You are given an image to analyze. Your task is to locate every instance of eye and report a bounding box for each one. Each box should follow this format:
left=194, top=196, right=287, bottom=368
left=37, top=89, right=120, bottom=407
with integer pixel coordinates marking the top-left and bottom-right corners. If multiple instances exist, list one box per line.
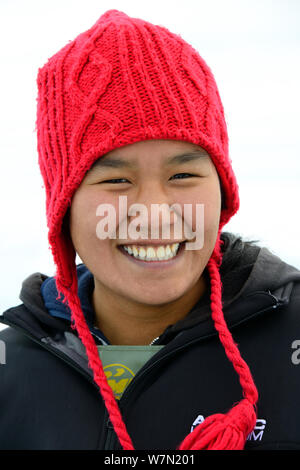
left=102, top=178, right=130, bottom=184
left=170, top=173, right=196, bottom=180
left=100, top=173, right=197, bottom=184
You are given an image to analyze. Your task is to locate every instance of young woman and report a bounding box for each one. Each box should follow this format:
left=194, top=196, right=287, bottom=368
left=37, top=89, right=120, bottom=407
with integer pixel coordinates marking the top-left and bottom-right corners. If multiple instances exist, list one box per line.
left=1, top=9, right=300, bottom=451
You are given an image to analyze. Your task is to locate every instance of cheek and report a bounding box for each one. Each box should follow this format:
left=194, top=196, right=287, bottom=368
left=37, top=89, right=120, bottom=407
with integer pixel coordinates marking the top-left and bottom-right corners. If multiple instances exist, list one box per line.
left=202, top=194, right=221, bottom=233
left=176, top=185, right=221, bottom=240
left=181, top=188, right=220, bottom=264
left=70, top=191, right=117, bottom=250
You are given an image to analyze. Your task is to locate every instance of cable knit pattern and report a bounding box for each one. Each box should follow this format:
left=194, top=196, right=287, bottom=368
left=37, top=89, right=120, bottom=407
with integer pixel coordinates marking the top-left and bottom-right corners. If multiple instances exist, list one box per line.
left=36, top=9, right=256, bottom=450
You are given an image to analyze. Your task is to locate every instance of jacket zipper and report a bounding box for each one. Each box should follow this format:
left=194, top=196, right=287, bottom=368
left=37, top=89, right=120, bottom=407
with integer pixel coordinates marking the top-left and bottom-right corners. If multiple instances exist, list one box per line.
left=149, top=336, right=160, bottom=345
left=102, top=408, right=121, bottom=450
left=0, top=291, right=282, bottom=449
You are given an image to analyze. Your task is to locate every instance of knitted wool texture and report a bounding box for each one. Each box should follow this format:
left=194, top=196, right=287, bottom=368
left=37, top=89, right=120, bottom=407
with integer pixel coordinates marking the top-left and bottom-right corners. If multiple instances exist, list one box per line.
left=36, top=9, right=258, bottom=450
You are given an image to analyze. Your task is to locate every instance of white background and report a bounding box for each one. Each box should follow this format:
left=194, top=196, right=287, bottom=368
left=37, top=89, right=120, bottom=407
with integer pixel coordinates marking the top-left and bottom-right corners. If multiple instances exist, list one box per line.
left=0, top=0, right=299, bottom=330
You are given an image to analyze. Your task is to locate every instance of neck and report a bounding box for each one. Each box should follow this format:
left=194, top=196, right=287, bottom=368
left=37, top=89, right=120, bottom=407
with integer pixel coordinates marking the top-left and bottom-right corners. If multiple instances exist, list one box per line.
left=91, top=275, right=207, bottom=345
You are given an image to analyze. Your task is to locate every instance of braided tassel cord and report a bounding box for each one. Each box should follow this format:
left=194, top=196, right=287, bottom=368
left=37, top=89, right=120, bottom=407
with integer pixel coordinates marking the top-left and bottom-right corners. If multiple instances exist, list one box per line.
left=177, top=235, right=258, bottom=450
left=55, top=275, right=135, bottom=451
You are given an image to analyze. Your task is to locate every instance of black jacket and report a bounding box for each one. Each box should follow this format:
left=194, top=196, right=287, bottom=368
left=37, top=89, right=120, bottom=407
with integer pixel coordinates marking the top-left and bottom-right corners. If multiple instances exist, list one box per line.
left=1, top=232, right=300, bottom=450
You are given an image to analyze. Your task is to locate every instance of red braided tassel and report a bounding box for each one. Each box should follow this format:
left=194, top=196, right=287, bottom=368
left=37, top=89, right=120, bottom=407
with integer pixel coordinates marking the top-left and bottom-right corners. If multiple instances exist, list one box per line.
left=177, top=399, right=256, bottom=450
left=177, top=230, right=258, bottom=450
left=55, top=273, right=135, bottom=451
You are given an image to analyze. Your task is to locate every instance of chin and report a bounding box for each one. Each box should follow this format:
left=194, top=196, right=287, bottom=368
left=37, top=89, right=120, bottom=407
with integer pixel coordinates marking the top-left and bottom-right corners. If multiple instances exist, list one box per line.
left=126, top=288, right=186, bottom=307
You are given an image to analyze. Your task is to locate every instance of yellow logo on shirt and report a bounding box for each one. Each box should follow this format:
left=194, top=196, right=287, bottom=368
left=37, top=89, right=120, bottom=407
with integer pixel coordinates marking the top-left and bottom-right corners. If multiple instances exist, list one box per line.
left=103, top=363, right=135, bottom=400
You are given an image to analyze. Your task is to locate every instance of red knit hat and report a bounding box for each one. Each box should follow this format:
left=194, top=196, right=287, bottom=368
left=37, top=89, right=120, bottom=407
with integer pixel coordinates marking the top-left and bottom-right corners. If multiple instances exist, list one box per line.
left=36, top=9, right=258, bottom=450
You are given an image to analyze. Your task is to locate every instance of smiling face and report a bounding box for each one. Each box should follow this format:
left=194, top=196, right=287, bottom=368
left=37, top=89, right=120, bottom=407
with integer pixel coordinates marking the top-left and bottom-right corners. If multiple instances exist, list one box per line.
left=69, top=139, right=221, bottom=308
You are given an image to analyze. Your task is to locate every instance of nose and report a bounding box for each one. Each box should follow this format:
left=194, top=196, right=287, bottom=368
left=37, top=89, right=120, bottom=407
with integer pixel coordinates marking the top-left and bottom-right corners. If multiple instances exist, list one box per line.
left=126, top=181, right=181, bottom=240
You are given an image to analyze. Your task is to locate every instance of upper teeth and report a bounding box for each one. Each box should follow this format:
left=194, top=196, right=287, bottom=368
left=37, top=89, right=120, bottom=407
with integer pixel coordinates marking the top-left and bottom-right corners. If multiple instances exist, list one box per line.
left=122, top=243, right=180, bottom=261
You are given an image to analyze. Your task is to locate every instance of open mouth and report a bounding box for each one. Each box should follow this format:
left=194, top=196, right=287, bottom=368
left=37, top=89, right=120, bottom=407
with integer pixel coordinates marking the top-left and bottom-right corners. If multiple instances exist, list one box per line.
left=117, top=240, right=186, bottom=264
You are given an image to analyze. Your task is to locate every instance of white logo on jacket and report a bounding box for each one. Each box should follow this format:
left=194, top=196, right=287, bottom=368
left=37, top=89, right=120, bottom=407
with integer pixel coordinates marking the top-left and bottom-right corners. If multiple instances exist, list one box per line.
left=191, top=414, right=267, bottom=441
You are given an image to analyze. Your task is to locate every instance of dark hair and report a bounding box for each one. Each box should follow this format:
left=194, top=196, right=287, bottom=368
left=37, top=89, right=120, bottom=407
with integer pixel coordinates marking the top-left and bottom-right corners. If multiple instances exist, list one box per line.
left=62, top=207, right=71, bottom=239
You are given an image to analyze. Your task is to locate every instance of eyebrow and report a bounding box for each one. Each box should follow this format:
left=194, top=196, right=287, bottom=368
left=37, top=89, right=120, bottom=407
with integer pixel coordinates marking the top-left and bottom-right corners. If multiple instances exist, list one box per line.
left=88, top=150, right=209, bottom=171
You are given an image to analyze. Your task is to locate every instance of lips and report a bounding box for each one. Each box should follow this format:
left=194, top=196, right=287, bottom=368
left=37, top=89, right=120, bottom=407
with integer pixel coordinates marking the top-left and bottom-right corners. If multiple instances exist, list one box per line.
left=118, top=240, right=186, bottom=246
left=118, top=240, right=186, bottom=265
